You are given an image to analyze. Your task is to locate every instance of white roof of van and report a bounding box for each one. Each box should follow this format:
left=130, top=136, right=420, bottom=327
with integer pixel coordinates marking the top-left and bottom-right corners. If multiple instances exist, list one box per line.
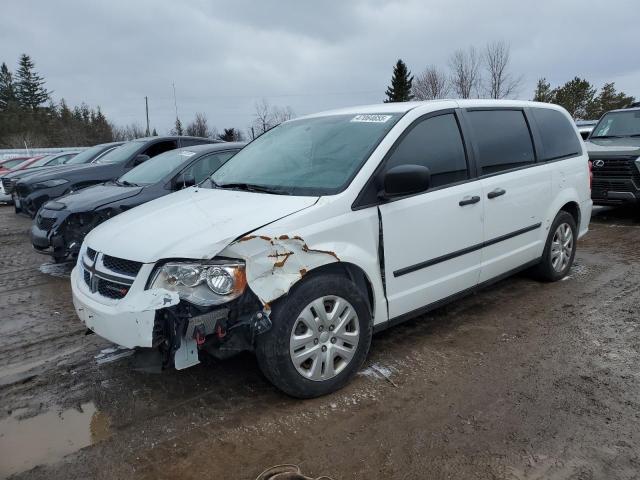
left=298, top=99, right=565, bottom=120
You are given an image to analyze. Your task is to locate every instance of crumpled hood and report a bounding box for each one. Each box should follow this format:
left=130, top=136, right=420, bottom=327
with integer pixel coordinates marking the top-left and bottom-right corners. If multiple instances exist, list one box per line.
left=84, top=187, right=319, bottom=262
left=586, top=137, right=640, bottom=159
left=55, top=183, right=143, bottom=211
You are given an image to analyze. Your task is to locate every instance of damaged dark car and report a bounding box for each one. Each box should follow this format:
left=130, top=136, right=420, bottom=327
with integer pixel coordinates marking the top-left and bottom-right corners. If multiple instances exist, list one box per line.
left=32, top=143, right=244, bottom=262
left=14, top=136, right=214, bottom=217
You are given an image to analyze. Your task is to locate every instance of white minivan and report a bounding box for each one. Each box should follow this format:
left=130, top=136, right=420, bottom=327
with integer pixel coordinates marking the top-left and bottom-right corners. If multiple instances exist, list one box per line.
left=72, top=100, right=592, bottom=398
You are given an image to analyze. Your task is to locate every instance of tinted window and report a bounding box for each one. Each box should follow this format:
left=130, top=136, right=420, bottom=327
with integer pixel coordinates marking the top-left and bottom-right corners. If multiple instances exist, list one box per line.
left=467, top=110, right=535, bottom=175
left=385, top=113, right=468, bottom=188
left=531, top=108, right=581, bottom=160
left=143, top=140, right=178, bottom=159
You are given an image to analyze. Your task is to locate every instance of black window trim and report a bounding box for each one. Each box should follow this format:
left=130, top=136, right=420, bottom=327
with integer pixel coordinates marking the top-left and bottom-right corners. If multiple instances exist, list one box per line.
left=352, top=108, right=476, bottom=210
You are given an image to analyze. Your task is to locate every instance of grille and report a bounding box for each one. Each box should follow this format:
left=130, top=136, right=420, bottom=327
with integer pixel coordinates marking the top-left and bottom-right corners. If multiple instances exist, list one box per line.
left=591, top=157, right=640, bottom=183
left=83, top=269, right=91, bottom=286
left=97, top=279, right=130, bottom=299
left=86, top=247, right=97, bottom=261
left=102, top=255, right=142, bottom=276
left=2, top=178, right=15, bottom=194
left=36, top=214, right=56, bottom=231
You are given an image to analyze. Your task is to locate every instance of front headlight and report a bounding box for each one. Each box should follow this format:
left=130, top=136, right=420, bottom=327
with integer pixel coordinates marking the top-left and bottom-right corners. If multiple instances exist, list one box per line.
left=35, top=178, right=69, bottom=189
left=149, top=261, right=246, bottom=306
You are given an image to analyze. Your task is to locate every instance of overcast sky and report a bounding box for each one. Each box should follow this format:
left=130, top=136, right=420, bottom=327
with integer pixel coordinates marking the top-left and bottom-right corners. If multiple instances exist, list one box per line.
left=2, top=0, right=638, bottom=135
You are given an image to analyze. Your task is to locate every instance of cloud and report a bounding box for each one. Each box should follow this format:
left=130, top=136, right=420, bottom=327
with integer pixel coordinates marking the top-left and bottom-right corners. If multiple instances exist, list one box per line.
left=1, top=0, right=638, bottom=135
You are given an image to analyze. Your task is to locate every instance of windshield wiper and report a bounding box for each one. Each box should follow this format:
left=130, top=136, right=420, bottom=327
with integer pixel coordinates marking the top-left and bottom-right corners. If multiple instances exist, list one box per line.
left=119, top=180, right=139, bottom=187
left=215, top=182, right=291, bottom=195
left=591, top=135, right=626, bottom=139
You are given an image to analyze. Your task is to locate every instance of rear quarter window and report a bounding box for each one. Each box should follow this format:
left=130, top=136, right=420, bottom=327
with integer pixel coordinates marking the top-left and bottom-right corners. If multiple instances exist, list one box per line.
left=531, top=108, right=581, bottom=161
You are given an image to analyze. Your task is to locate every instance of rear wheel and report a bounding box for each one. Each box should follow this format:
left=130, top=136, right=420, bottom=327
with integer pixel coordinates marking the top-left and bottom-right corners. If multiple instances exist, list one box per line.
left=533, top=211, right=577, bottom=281
left=256, top=274, right=372, bottom=398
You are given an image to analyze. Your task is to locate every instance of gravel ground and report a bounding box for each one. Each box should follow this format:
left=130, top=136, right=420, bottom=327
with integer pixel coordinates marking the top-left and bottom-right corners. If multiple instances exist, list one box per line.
left=0, top=205, right=639, bottom=479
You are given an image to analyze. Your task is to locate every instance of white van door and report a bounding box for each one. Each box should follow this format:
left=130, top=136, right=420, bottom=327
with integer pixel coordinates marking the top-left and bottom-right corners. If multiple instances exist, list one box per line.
left=377, top=112, right=484, bottom=319
left=464, top=109, right=552, bottom=282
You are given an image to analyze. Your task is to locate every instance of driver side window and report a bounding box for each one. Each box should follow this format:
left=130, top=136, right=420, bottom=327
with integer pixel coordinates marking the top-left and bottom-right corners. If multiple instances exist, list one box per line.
left=385, top=113, right=469, bottom=189
left=176, top=151, right=236, bottom=188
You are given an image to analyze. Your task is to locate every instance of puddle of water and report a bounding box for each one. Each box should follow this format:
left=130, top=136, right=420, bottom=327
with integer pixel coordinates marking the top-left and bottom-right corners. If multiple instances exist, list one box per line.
left=38, top=262, right=73, bottom=279
left=0, top=402, right=110, bottom=477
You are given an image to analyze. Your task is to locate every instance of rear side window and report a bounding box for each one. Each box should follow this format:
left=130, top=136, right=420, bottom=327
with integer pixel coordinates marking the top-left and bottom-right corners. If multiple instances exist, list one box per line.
left=467, top=110, right=535, bottom=175
left=531, top=108, right=581, bottom=161
left=385, top=113, right=468, bottom=189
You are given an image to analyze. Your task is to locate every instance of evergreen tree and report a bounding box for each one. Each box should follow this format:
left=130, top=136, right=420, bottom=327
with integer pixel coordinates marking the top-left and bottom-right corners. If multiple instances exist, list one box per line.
left=218, top=127, right=243, bottom=142
left=384, top=59, right=414, bottom=102
left=172, top=117, right=183, bottom=136
left=532, top=78, right=555, bottom=103
left=552, top=77, right=596, bottom=118
left=586, top=82, right=635, bottom=119
left=152, top=128, right=158, bottom=136
left=0, top=62, right=17, bottom=111
left=15, top=54, right=50, bottom=110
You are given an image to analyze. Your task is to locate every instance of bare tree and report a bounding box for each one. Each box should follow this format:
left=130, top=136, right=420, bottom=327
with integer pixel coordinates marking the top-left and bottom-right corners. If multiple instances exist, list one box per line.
left=412, top=66, right=450, bottom=100
left=250, top=99, right=295, bottom=138
left=483, top=41, right=522, bottom=99
left=111, top=122, right=146, bottom=141
left=185, top=112, right=211, bottom=137
left=449, top=47, right=481, bottom=99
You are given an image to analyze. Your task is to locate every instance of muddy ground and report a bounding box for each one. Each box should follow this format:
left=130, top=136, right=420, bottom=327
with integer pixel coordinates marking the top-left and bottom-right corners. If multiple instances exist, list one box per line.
left=0, top=205, right=639, bottom=480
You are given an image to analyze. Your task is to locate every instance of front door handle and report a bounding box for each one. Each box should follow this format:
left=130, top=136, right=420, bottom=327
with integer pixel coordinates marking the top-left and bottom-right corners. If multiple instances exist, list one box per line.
left=459, top=195, right=480, bottom=206
left=487, top=188, right=506, bottom=199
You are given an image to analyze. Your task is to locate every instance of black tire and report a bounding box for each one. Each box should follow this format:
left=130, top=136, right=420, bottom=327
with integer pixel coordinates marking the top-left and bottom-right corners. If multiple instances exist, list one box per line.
left=256, top=274, right=373, bottom=399
left=532, top=210, right=577, bottom=282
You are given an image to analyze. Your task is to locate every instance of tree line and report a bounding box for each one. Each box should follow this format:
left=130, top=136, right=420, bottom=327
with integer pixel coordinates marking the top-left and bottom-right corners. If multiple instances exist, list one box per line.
left=384, top=41, right=635, bottom=119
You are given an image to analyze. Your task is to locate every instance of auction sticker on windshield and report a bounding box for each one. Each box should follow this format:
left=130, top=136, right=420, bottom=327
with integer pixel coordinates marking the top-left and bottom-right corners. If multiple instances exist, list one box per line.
left=351, top=114, right=392, bottom=123
left=179, top=151, right=196, bottom=157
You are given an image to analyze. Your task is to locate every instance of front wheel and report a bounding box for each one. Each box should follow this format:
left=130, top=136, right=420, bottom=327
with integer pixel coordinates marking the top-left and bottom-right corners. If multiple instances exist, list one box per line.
left=533, top=211, right=577, bottom=281
left=256, top=274, right=372, bottom=398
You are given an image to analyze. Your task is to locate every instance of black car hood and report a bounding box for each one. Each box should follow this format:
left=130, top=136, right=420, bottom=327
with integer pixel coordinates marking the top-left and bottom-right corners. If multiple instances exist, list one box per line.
left=20, top=162, right=116, bottom=185
left=586, top=137, right=640, bottom=159
left=52, top=183, right=144, bottom=212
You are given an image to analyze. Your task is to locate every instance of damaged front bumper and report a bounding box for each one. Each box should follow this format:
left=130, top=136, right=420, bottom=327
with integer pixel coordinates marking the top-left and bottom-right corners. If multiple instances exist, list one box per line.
left=72, top=266, right=179, bottom=349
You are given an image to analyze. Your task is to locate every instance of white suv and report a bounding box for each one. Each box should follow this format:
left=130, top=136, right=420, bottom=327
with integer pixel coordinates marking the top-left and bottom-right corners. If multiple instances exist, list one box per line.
left=71, top=100, right=592, bottom=398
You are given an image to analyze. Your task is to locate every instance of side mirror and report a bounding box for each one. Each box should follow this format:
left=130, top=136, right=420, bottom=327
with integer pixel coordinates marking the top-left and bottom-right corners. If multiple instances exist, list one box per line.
left=133, top=154, right=150, bottom=166
left=381, top=164, right=431, bottom=199
left=174, top=172, right=196, bottom=190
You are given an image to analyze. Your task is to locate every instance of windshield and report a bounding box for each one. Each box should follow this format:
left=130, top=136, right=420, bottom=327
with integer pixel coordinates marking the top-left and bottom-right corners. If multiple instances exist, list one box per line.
left=95, top=141, right=143, bottom=164
left=30, top=155, right=57, bottom=167
left=211, top=113, right=401, bottom=195
left=66, top=144, right=110, bottom=165
left=14, top=156, right=49, bottom=169
left=591, top=110, right=640, bottom=138
left=119, top=148, right=198, bottom=185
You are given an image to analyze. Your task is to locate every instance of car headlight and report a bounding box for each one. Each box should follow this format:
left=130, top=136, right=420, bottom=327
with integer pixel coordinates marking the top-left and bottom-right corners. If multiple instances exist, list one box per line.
left=149, top=261, right=246, bottom=306
left=34, top=179, right=69, bottom=189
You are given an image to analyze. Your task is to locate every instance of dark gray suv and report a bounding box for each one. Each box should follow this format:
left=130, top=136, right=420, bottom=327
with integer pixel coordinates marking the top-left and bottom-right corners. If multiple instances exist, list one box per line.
left=586, top=107, right=640, bottom=205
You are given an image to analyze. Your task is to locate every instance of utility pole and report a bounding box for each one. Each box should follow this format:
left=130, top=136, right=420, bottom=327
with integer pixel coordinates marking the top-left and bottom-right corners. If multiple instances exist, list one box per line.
left=144, top=96, right=150, bottom=136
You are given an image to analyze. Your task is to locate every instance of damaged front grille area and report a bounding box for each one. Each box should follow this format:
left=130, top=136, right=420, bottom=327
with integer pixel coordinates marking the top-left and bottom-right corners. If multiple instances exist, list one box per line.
left=36, top=214, right=56, bottom=231
left=81, top=248, right=138, bottom=300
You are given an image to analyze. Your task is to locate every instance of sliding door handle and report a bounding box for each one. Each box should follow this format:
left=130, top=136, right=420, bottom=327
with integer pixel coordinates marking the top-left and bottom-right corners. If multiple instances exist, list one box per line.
left=459, top=195, right=480, bottom=206
left=487, top=188, right=506, bottom=199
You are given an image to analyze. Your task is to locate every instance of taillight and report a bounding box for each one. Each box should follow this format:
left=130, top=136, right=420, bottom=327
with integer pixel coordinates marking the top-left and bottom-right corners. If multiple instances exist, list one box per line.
left=588, top=160, right=593, bottom=190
